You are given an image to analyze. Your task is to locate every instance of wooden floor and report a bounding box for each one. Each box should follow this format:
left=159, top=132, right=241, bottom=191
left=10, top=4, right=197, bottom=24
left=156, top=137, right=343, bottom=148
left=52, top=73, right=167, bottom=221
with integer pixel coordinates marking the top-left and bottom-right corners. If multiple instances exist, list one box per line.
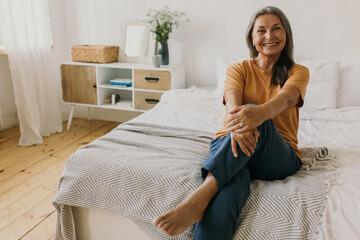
left=0, top=118, right=119, bottom=240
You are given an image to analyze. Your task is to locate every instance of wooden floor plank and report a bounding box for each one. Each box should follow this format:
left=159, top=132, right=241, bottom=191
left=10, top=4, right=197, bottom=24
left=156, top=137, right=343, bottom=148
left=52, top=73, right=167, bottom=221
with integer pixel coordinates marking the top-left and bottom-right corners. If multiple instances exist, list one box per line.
left=0, top=126, right=19, bottom=145
left=0, top=121, right=117, bottom=196
left=0, top=193, right=56, bottom=240
left=0, top=121, right=119, bottom=211
left=0, top=119, right=119, bottom=240
left=0, top=151, right=72, bottom=198
left=20, top=212, right=57, bottom=240
left=0, top=119, right=112, bottom=183
left=0, top=118, right=102, bottom=166
left=0, top=166, right=63, bottom=230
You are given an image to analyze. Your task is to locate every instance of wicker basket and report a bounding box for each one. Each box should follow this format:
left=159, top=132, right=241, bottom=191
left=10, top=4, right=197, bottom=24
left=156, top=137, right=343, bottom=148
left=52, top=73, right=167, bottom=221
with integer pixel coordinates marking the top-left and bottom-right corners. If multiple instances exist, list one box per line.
left=71, top=45, right=119, bottom=63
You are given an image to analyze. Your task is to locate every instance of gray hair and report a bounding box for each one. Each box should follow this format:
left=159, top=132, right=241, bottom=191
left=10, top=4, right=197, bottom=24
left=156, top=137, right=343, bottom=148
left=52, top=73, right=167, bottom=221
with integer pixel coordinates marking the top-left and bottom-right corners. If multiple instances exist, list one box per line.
left=246, top=6, right=294, bottom=61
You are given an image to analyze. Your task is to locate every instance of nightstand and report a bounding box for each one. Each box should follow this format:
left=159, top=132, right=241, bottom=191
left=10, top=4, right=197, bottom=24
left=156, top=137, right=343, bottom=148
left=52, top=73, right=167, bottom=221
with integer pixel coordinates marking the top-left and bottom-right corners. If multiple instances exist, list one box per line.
left=60, top=62, right=185, bottom=130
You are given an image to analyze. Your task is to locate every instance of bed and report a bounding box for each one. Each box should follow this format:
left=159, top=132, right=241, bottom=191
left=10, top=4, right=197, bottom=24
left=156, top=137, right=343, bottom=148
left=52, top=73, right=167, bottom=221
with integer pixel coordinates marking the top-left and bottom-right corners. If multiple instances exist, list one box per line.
left=53, top=57, right=360, bottom=240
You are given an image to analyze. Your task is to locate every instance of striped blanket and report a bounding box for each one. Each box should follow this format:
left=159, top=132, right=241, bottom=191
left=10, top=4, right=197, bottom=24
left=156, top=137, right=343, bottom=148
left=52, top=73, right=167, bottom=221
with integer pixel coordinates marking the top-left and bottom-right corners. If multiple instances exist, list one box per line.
left=53, top=122, right=333, bottom=240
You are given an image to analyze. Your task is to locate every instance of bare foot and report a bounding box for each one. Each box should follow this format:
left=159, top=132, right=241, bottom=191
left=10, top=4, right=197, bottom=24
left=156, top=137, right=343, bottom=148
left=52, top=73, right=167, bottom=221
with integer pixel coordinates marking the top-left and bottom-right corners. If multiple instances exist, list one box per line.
left=153, top=173, right=218, bottom=236
left=153, top=199, right=206, bottom=236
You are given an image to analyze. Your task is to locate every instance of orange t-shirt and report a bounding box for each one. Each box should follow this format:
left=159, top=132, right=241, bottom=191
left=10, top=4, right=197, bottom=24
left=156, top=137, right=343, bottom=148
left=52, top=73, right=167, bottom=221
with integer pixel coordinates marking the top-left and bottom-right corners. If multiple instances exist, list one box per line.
left=214, top=59, right=310, bottom=159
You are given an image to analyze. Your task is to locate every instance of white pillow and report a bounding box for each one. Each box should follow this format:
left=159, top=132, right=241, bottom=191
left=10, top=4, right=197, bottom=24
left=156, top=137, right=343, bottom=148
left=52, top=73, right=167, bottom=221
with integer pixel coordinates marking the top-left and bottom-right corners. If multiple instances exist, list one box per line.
left=337, top=60, right=360, bottom=108
left=295, top=59, right=340, bottom=110
left=216, top=55, right=248, bottom=91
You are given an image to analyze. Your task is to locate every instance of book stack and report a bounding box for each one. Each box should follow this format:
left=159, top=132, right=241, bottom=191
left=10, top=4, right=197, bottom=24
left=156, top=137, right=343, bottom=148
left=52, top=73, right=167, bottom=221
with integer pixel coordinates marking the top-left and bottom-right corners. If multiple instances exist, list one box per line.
left=109, top=78, right=132, bottom=87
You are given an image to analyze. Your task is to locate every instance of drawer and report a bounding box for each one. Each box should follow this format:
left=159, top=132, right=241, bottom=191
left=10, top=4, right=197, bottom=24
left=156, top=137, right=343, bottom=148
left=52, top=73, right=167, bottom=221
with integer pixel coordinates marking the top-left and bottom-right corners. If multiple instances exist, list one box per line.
left=134, top=70, right=171, bottom=91
left=134, top=91, right=163, bottom=110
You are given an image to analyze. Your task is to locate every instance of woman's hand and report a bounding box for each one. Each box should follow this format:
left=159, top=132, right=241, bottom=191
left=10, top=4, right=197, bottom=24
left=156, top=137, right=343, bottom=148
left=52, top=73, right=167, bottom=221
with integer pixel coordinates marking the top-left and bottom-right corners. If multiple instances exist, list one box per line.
left=227, top=105, right=269, bottom=133
left=231, top=128, right=260, bottom=157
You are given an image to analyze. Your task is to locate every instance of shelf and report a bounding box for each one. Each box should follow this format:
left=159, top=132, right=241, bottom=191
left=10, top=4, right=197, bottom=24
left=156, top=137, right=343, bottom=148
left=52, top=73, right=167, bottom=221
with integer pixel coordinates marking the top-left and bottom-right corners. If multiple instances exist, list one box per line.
left=99, top=100, right=141, bottom=112
left=60, top=62, right=185, bottom=131
left=98, top=84, right=133, bottom=90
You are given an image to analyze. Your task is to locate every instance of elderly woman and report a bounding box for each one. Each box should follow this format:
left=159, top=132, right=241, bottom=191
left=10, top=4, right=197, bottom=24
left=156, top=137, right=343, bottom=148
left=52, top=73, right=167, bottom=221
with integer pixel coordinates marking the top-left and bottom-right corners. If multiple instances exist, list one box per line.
left=154, top=6, right=309, bottom=240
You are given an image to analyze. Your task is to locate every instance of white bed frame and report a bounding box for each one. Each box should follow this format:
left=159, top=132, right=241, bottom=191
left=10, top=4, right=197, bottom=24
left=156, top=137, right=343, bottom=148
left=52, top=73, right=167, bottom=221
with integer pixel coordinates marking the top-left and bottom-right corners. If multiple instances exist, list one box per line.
left=73, top=206, right=151, bottom=240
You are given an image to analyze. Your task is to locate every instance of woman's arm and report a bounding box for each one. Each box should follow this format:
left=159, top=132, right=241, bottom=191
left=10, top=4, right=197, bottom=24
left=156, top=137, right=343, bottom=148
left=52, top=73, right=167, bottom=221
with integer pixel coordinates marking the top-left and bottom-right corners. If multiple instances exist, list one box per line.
left=224, top=89, right=243, bottom=118
left=227, top=84, right=301, bottom=133
left=262, top=84, right=301, bottom=119
left=224, top=89, right=260, bottom=157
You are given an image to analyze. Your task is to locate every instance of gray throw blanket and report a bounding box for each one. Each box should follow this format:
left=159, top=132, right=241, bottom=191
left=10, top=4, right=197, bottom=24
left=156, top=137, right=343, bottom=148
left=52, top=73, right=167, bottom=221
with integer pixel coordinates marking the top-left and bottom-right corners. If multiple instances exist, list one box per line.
left=53, top=122, right=333, bottom=240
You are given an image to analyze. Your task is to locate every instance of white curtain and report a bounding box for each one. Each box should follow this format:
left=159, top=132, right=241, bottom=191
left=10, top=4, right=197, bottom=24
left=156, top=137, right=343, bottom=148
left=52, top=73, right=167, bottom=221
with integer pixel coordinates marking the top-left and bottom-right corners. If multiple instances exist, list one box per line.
left=0, top=0, right=63, bottom=145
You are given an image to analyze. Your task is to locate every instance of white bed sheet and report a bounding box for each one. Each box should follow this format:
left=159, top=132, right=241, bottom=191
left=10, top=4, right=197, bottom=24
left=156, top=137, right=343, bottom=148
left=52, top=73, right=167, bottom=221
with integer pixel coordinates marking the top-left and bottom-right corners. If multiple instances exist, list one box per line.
left=298, top=109, right=360, bottom=240
left=132, top=88, right=360, bottom=240
left=298, top=108, right=360, bottom=239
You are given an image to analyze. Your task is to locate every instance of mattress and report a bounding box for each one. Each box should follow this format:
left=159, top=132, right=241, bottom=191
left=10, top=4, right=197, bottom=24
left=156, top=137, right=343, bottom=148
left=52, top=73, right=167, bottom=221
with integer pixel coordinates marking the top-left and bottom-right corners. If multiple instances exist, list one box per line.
left=57, top=88, right=360, bottom=240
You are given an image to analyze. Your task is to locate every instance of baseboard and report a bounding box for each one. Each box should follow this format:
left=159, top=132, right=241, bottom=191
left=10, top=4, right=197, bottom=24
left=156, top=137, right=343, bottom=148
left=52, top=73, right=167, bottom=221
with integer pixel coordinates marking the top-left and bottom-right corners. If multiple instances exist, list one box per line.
left=0, top=112, right=19, bottom=130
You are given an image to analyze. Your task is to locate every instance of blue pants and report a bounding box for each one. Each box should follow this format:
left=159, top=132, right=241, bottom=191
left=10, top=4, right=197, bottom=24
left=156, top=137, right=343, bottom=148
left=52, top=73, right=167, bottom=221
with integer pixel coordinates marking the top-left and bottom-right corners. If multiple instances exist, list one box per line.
left=193, top=119, right=301, bottom=240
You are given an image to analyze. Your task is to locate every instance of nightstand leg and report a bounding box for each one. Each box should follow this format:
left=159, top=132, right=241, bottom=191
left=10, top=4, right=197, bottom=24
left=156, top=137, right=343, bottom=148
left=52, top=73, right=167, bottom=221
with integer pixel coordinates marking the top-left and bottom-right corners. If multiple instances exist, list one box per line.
left=88, top=107, right=92, bottom=121
left=67, top=105, right=75, bottom=131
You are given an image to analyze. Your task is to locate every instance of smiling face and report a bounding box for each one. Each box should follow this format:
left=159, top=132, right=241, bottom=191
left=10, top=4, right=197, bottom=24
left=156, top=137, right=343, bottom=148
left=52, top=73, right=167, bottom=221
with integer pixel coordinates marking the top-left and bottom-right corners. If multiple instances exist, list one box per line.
left=251, top=14, right=286, bottom=58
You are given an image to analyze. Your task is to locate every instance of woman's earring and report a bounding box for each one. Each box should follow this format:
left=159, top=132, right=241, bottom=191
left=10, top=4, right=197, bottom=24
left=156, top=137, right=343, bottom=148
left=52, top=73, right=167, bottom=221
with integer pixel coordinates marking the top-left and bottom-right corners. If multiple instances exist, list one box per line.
left=252, top=43, right=255, bottom=47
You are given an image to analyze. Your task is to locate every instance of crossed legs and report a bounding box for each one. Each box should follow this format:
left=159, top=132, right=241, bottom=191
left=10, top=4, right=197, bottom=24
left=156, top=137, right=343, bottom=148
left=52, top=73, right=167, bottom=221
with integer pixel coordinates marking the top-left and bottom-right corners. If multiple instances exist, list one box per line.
left=153, top=120, right=301, bottom=239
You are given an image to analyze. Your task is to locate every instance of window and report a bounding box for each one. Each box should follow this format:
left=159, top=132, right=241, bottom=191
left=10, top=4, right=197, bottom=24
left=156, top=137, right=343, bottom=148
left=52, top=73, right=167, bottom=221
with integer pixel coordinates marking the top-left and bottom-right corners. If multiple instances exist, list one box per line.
left=0, top=19, right=53, bottom=54
left=0, top=4, right=54, bottom=55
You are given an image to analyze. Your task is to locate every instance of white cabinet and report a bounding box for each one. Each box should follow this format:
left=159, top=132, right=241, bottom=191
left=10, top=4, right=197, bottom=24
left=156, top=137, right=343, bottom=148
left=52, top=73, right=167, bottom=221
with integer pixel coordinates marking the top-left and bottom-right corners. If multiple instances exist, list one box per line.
left=60, top=62, right=185, bottom=129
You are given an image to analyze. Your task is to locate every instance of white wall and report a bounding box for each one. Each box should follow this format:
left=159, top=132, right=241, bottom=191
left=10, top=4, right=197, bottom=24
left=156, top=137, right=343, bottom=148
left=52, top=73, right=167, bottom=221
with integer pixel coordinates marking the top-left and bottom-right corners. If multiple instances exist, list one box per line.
left=2, top=0, right=360, bottom=128
left=48, top=0, right=73, bottom=122
left=61, top=0, right=360, bottom=87
left=0, top=23, right=3, bottom=44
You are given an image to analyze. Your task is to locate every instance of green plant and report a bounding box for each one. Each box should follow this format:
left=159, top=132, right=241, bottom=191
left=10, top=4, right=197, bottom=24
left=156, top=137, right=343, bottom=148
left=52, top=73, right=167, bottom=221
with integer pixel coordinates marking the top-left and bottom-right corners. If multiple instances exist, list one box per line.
left=144, top=6, right=189, bottom=43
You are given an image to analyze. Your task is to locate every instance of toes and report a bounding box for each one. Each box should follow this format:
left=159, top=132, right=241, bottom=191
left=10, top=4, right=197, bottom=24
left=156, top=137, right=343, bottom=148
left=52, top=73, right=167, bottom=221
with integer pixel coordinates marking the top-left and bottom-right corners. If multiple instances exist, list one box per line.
left=167, top=225, right=176, bottom=236
left=162, top=223, right=170, bottom=232
left=154, top=216, right=175, bottom=236
left=154, top=210, right=183, bottom=236
left=164, top=224, right=176, bottom=236
left=153, top=218, right=159, bottom=226
left=158, top=221, right=166, bottom=229
left=153, top=215, right=165, bottom=227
